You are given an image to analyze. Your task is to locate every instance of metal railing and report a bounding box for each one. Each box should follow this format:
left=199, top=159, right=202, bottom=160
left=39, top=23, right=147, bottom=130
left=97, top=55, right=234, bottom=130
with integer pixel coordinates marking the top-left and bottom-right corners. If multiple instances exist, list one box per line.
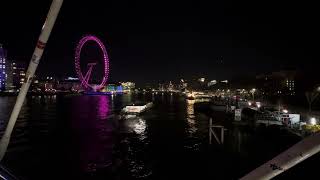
left=241, top=131, right=320, bottom=179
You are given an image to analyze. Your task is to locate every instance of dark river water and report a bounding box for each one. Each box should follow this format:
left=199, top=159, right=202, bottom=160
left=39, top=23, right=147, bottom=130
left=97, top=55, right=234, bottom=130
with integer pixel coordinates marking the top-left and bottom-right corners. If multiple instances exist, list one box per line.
left=0, top=93, right=315, bottom=179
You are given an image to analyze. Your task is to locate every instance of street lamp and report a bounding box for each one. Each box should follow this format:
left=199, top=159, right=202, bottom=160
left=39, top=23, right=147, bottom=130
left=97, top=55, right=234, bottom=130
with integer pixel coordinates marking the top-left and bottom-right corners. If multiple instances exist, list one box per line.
left=310, top=117, right=317, bottom=125
left=250, top=88, right=256, bottom=101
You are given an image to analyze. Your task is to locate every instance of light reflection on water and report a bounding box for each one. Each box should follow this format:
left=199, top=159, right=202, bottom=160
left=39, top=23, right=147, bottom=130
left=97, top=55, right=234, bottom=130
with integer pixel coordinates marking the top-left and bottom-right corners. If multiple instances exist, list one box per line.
left=97, top=95, right=110, bottom=119
left=0, top=94, right=302, bottom=180
left=122, top=117, right=151, bottom=178
left=133, top=118, right=146, bottom=136
left=123, top=117, right=147, bottom=140
left=71, top=95, right=115, bottom=172
left=186, top=99, right=197, bottom=135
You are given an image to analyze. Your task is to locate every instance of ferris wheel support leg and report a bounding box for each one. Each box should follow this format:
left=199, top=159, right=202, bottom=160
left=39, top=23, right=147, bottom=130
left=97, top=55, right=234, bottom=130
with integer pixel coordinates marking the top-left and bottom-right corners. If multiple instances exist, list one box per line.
left=85, top=66, right=93, bottom=85
left=0, top=0, right=63, bottom=161
left=81, top=65, right=94, bottom=89
left=81, top=70, right=89, bottom=88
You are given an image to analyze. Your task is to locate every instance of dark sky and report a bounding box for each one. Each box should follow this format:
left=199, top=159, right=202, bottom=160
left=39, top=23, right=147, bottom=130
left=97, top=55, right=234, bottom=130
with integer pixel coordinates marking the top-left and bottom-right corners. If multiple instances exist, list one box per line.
left=0, top=0, right=318, bottom=86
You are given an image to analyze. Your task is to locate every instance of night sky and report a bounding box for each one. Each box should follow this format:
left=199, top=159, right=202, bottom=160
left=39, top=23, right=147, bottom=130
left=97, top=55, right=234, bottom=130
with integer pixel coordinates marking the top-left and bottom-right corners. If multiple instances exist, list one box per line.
left=0, top=0, right=318, bottom=86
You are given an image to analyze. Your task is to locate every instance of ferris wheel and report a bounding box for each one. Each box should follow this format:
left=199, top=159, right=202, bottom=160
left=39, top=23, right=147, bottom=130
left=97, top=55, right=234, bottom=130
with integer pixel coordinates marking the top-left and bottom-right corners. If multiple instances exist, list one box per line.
left=74, top=35, right=110, bottom=91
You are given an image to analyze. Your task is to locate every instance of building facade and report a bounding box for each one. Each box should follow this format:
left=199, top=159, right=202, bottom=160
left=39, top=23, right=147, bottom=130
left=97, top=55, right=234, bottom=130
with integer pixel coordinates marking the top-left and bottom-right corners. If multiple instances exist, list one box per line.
left=121, top=82, right=135, bottom=91
left=7, top=61, right=26, bottom=90
left=0, top=44, right=7, bottom=91
left=256, top=70, right=298, bottom=96
left=56, top=77, right=81, bottom=91
left=5, top=60, right=13, bottom=90
left=101, top=83, right=123, bottom=93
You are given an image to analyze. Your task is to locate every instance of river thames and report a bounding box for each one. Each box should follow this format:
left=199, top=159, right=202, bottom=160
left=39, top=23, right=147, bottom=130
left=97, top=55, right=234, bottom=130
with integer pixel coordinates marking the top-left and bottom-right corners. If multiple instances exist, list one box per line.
left=0, top=93, right=312, bottom=179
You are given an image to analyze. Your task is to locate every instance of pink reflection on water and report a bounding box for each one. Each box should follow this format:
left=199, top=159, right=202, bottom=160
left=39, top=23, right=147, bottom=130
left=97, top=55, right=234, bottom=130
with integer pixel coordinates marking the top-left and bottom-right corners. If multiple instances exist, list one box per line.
left=71, top=95, right=117, bottom=173
left=97, top=95, right=110, bottom=119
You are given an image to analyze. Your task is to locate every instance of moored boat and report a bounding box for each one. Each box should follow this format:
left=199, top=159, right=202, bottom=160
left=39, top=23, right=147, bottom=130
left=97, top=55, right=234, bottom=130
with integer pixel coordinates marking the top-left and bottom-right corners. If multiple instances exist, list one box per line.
left=121, top=102, right=153, bottom=115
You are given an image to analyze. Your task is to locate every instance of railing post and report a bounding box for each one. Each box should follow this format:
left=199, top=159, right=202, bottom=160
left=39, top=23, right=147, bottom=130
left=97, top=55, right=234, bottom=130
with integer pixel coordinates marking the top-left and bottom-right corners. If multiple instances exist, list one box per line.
left=221, top=127, right=224, bottom=144
left=209, top=118, right=212, bottom=144
left=241, top=132, right=320, bottom=179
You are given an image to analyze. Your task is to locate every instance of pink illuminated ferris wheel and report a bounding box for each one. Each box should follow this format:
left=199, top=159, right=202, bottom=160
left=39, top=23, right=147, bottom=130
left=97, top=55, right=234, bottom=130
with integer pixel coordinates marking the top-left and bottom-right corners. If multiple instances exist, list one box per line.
left=75, top=35, right=110, bottom=91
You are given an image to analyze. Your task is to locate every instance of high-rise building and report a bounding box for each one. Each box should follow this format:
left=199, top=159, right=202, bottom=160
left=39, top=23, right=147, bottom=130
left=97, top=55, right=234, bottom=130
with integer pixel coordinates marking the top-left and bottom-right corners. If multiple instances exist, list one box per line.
left=12, top=61, right=26, bottom=89
left=4, top=60, right=27, bottom=90
left=256, top=70, right=298, bottom=96
left=0, top=44, right=7, bottom=91
left=5, top=60, right=14, bottom=90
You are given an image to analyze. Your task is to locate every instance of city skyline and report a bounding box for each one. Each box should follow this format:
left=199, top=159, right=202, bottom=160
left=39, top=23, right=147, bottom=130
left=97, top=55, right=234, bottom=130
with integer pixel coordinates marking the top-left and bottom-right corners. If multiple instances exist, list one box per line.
left=0, top=0, right=318, bottom=86
left=1, top=1, right=320, bottom=178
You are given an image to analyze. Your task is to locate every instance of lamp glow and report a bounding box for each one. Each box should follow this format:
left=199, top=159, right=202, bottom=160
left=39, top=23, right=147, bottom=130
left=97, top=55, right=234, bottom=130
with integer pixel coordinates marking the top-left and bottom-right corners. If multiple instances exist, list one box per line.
left=310, top=117, right=317, bottom=125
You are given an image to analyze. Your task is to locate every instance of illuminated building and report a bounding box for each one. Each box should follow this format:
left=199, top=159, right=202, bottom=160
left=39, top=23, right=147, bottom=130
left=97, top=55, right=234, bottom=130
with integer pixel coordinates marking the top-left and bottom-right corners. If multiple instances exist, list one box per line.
left=5, top=60, right=13, bottom=90
left=9, top=61, right=26, bottom=90
left=0, top=44, right=7, bottom=91
left=286, top=79, right=295, bottom=95
left=207, top=80, right=217, bottom=87
left=121, top=81, right=135, bottom=92
left=256, top=70, right=298, bottom=96
left=55, top=77, right=81, bottom=91
left=101, top=83, right=123, bottom=93
left=0, top=44, right=27, bottom=91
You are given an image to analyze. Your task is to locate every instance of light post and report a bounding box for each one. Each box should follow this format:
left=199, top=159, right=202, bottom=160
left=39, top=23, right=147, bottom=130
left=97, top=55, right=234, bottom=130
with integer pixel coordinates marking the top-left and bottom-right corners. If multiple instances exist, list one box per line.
left=305, top=86, right=320, bottom=114
left=250, top=88, right=256, bottom=101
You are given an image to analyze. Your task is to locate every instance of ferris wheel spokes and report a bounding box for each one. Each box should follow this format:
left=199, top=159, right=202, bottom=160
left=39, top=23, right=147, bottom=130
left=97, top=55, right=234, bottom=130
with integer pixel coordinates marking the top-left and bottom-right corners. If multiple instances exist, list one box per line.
left=81, top=63, right=97, bottom=89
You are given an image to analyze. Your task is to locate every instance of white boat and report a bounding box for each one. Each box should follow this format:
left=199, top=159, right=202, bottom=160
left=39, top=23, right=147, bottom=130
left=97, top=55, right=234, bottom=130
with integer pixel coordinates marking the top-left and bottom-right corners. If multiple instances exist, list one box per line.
left=121, top=102, right=153, bottom=115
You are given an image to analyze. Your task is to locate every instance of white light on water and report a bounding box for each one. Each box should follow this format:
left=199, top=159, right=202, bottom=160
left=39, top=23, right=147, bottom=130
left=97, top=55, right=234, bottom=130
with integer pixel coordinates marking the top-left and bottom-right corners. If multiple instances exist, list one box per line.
left=133, top=118, right=146, bottom=134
